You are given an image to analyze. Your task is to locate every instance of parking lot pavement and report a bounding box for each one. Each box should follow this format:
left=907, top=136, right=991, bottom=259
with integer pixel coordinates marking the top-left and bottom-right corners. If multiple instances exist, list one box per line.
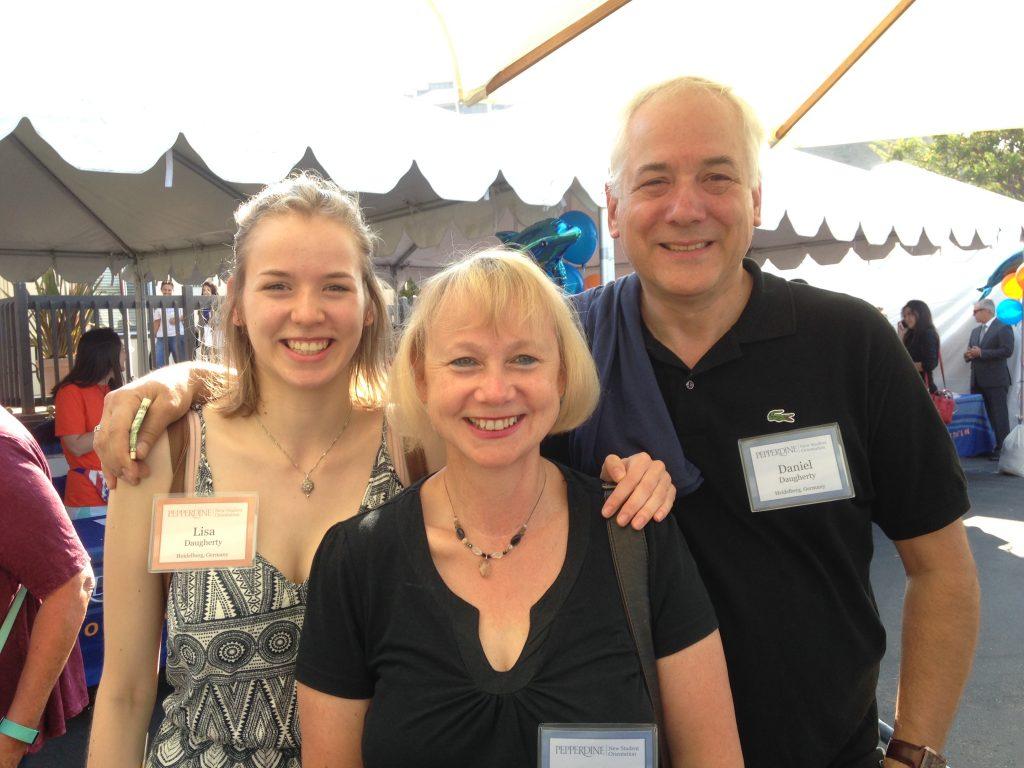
left=874, top=457, right=1024, bottom=768
left=21, top=457, right=1024, bottom=767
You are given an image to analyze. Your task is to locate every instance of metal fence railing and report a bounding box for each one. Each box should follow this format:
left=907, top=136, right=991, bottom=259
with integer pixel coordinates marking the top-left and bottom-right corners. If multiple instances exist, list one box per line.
left=1, top=287, right=216, bottom=412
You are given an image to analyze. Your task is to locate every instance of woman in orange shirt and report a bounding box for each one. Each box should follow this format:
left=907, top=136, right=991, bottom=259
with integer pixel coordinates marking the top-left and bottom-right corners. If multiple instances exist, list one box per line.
left=53, top=328, right=124, bottom=507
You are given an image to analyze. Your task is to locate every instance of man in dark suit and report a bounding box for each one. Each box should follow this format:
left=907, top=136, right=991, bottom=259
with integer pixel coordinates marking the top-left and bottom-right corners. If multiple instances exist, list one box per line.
left=965, top=298, right=1015, bottom=458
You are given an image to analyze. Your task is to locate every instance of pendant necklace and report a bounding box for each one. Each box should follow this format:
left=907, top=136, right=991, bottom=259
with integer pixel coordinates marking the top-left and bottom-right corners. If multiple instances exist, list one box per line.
left=444, top=468, right=547, bottom=577
left=255, top=410, right=351, bottom=498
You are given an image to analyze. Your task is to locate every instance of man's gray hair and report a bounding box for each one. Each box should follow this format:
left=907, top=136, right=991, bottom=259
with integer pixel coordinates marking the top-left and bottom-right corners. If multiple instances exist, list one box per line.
left=975, top=298, right=996, bottom=312
left=607, top=76, right=765, bottom=197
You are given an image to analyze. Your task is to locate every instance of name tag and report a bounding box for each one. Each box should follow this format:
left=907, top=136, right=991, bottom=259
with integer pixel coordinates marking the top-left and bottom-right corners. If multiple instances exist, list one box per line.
left=538, top=724, right=656, bottom=768
left=148, top=493, right=258, bottom=572
left=737, top=423, right=855, bottom=512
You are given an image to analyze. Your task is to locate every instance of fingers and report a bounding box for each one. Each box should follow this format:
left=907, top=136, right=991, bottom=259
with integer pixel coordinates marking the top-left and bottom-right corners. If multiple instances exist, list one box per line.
left=600, top=452, right=674, bottom=529
left=651, top=478, right=677, bottom=523
left=600, top=454, right=627, bottom=484
left=598, top=450, right=651, bottom=524
left=97, top=388, right=143, bottom=487
left=96, top=378, right=184, bottom=486
left=625, top=469, right=674, bottom=530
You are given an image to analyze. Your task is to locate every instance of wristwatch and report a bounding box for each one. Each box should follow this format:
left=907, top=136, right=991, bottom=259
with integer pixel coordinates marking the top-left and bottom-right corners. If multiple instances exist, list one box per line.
left=0, top=716, right=40, bottom=746
left=885, top=738, right=947, bottom=768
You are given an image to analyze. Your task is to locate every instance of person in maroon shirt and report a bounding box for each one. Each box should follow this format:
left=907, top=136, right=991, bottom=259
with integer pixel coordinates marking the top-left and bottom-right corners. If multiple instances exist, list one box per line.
left=0, top=408, right=94, bottom=767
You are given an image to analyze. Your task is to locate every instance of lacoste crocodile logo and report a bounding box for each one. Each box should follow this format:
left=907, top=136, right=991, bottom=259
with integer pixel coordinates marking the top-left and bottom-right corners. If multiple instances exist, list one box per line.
left=767, top=409, right=795, bottom=424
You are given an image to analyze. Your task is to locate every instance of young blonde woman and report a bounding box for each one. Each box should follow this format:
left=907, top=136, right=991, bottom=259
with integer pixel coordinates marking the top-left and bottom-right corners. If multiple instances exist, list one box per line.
left=88, top=175, right=406, bottom=768
left=296, top=250, right=743, bottom=768
left=89, top=176, right=675, bottom=768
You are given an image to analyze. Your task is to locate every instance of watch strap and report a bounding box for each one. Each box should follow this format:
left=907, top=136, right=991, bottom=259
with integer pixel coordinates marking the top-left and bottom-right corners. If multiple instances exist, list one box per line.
left=885, top=737, right=947, bottom=768
left=0, top=717, right=40, bottom=745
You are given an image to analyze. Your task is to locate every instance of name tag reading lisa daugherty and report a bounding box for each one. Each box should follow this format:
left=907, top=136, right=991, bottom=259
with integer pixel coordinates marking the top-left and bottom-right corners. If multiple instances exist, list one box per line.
left=738, top=423, right=855, bottom=513
left=148, top=494, right=258, bottom=572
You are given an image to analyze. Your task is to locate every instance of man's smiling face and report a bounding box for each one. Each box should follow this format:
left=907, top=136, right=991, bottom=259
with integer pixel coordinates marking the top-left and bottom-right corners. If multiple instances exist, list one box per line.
left=607, top=88, right=762, bottom=308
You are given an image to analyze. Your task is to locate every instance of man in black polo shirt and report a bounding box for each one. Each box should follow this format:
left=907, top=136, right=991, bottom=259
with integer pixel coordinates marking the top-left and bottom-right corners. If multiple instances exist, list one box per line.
left=553, top=77, right=980, bottom=768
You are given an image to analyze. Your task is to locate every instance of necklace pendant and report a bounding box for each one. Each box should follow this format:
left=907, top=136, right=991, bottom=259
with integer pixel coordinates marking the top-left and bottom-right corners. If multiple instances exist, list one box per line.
left=301, top=476, right=315, bottom=498
left=478, top=559, right=491, bottom=577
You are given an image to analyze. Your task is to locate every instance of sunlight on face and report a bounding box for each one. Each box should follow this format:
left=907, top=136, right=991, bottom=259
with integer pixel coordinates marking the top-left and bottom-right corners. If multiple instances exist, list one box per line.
left=418, top=303, right=564, bottom=470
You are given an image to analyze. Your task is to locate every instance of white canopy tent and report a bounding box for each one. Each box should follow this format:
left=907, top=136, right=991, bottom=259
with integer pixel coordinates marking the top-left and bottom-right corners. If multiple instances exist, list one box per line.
left=5, top=0, right=1023, bottom=176
left=3, top=0, right=1023, bottom=286
left=761, top=240, right=1024, bottom=419
left=3, top=113, right=1024, bottom=288
left=3, top=0, right=1023, bottom=422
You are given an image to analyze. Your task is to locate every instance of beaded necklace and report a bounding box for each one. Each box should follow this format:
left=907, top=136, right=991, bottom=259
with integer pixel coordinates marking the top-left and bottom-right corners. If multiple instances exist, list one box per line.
left=443, top=469, right=547, bottom=577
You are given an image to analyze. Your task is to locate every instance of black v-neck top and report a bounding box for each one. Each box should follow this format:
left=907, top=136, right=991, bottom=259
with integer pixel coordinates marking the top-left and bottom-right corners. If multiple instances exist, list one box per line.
left=296, top=464, right=717, bottom=767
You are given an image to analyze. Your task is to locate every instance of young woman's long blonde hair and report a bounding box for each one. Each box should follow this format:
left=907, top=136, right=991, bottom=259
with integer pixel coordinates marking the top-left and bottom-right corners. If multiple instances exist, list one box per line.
left=207, top=172, right=390, bottom=415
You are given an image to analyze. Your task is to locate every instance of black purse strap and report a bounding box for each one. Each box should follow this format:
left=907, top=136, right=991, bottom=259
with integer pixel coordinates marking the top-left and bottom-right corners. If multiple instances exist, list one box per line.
left=606, top=516, right=671, bottom=767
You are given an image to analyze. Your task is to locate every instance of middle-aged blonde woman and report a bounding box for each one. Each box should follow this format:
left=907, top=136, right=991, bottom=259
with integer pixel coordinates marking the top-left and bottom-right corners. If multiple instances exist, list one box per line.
left=295, top=250, right=743, bottom=768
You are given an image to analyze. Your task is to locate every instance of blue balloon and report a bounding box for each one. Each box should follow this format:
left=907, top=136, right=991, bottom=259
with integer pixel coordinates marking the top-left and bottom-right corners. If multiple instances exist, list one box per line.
left=996, top=298, right=1023, bottom=325
left=559, top=211, right=598, bottom=266
left=563, top=264, right=585, bottom=294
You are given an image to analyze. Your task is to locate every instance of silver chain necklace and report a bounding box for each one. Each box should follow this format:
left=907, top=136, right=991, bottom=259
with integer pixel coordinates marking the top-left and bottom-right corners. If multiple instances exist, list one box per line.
left=254, top=411, right=351, bottom=498
left=444, top=468, right=547, bottom=577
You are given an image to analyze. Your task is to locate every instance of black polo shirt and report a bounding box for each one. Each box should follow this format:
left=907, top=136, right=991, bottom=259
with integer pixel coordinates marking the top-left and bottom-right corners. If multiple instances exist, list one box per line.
left=640, top=260, right=968, bottom=766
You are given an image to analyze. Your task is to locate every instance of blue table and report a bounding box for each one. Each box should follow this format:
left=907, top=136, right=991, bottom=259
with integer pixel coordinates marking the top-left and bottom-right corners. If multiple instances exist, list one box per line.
left=69, top=506, right=166, bottom=687
left=948, top=394, right=996, bottom=458
left=69, top=507, right=107, bottom=687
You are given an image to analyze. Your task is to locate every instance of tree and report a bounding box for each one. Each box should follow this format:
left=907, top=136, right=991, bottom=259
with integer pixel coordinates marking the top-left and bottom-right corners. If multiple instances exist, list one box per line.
left=873, top=130, right=1024, bottom=201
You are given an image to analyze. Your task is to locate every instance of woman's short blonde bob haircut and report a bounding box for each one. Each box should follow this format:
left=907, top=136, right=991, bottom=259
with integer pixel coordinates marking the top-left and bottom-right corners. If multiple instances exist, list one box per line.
left=389, top=248, right=600, bottom=447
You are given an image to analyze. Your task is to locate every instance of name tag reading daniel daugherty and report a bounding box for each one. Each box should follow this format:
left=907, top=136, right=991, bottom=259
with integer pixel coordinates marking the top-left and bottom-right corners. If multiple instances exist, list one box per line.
left=149, top=494, right=258, bottom=572
left=737, top=423, right=855, bottom=513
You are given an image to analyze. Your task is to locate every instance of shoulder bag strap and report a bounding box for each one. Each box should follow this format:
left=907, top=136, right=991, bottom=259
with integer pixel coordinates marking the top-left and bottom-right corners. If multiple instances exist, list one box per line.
left=385, top=406, right=429, bottom=486
left=167, top=415, right=190, bottom=496
left=606, top=517, right=671, bottom=767
left=0, top=586, right=29, bottom=655
left=163, top=413, right=196, bottom=601
left=404, top=445, right=428, bottom=485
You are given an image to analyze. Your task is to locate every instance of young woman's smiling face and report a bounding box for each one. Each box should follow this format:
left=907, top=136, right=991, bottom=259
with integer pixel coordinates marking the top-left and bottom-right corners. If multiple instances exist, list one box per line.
left=418, top=303, right=564, bottom=471
left=232, top=213, right=373, bottom=396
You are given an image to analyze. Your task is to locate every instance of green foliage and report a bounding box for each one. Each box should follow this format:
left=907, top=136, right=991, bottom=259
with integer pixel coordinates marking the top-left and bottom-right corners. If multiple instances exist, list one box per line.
left=30, top=269, right=101, bottom=358
left=399, top=279, right=419, bottom=300
left=872, top=130, right=1024, bottom=201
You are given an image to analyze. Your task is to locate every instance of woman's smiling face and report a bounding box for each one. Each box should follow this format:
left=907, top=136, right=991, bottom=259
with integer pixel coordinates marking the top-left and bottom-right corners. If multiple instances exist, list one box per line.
left=417, top=303, right=564, bottom=471
left=232, top=213, right=373, bottom=395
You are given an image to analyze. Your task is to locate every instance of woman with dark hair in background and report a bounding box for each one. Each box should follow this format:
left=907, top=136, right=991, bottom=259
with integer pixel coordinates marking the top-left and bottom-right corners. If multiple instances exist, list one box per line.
left=900, top=300, right=940, bottom=392
left=196, top=279, right=220, bottom=356
left=54, top=327, right=124, bottom=507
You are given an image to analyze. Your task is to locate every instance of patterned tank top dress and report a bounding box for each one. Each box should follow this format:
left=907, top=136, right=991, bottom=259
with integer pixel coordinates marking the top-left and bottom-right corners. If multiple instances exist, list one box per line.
left=146, top=408, right=405, bottom=768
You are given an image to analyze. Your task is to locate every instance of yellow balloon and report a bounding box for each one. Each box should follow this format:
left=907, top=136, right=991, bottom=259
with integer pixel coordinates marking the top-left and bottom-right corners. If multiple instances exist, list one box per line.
left=1003, top=274, right=1023, bottom=299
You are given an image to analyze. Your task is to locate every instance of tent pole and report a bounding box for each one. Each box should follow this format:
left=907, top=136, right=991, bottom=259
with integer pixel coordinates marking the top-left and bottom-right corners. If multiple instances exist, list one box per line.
left=387, top=243, right=418, bottom=286
left=771, top=0, right=917, bottom=146
left=465, top=0, right=632, bottom=106
left=172, top=149, right=247, bottom=202
left=599, top=208, right=615, bottom=284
